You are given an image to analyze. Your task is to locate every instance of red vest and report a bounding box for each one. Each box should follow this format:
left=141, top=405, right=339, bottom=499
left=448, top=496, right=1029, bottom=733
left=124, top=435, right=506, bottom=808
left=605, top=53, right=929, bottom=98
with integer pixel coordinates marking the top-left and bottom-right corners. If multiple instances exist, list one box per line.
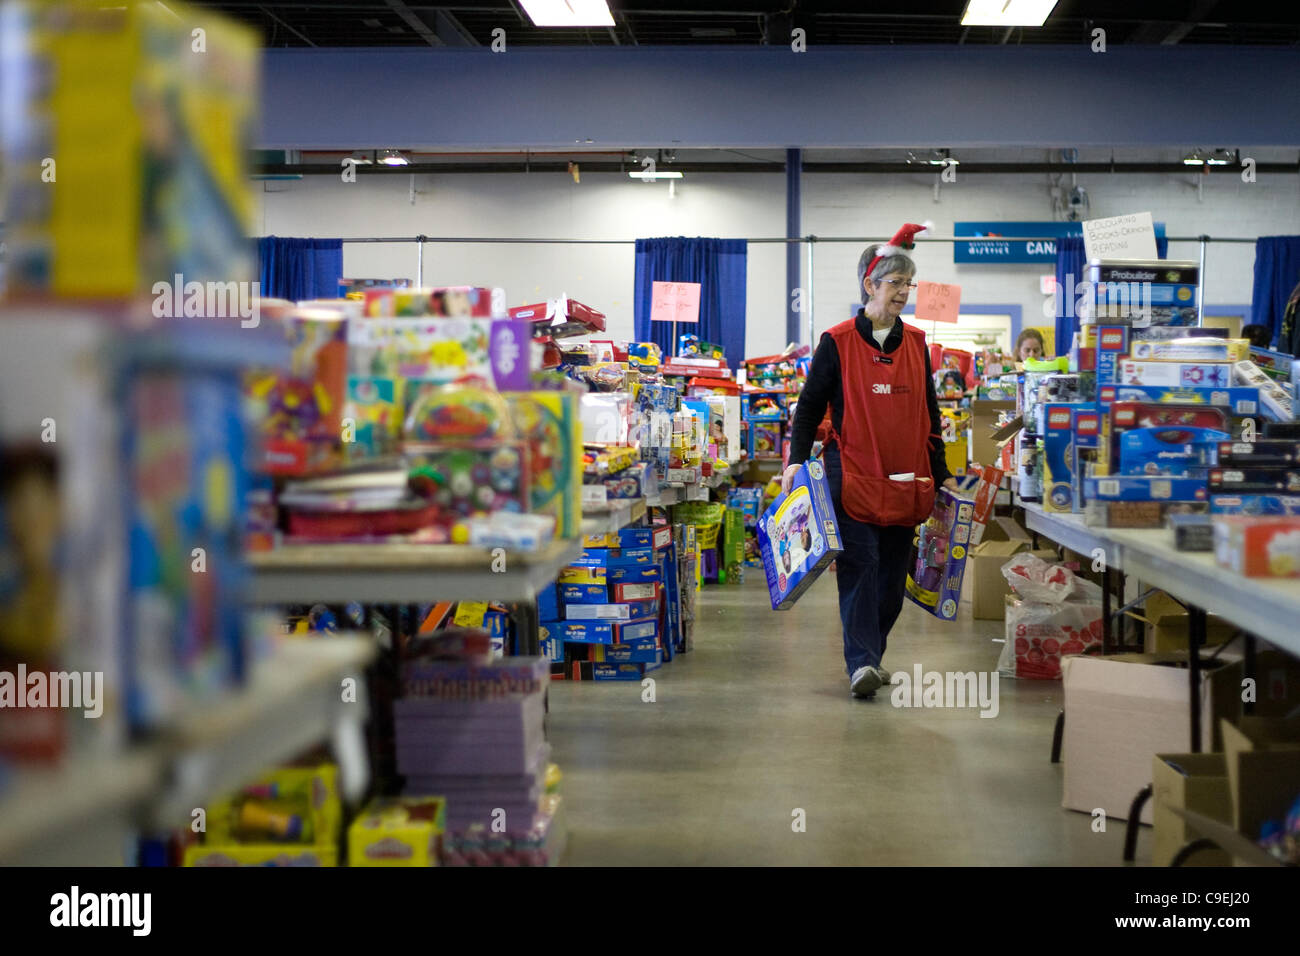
left=825, top=319, right=936, bottom=526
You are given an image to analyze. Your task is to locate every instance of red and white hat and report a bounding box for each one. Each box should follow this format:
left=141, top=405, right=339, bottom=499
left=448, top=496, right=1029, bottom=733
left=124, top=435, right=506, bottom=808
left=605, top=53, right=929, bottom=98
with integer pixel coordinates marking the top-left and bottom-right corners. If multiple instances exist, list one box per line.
left=866, top=221, right=932, bottom=278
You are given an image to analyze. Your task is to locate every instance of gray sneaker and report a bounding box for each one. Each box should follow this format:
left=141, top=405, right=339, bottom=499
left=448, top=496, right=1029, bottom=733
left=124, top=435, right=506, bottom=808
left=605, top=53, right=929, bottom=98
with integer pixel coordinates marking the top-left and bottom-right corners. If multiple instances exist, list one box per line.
left=850, top=665, right=884, bottom=699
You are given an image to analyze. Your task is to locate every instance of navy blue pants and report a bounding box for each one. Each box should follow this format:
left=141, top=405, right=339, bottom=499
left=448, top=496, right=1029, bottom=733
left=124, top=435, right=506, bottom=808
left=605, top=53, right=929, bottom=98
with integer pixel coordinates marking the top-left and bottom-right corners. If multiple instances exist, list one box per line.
left=823, top=446, right=915, bottom=677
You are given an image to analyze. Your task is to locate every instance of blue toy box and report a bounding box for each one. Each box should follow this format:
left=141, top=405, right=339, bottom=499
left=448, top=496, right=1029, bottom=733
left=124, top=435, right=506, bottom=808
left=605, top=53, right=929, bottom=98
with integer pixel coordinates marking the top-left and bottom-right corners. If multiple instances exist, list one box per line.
left=904, top=487, right=977, bottom=621
left=1084, top=475, right=1209, bottom=501
left=559, top=583, right=608, bottom=604
left=757, top=460, right=843, bottom=610
left=539, top=620, right=614, bottom=645
left=1210, top=494, right=1300, bottom=516
left=1096, top=383, right=1262, bottom=417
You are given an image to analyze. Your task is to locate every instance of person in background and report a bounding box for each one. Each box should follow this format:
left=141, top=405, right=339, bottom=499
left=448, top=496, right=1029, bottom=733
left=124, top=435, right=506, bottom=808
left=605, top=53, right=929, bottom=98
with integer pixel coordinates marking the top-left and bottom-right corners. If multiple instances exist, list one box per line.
left=784, top=223, right=958, bottom=700
left=1015, top=328, right=1045, bottom=362
left=1240, top=324, right=1273, bottom=349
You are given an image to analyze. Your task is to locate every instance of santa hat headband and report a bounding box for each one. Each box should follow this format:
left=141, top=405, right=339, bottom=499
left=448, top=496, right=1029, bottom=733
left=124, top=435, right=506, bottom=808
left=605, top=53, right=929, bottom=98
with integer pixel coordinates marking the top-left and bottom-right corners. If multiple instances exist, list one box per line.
left=865, top=221, right=932, bottom=279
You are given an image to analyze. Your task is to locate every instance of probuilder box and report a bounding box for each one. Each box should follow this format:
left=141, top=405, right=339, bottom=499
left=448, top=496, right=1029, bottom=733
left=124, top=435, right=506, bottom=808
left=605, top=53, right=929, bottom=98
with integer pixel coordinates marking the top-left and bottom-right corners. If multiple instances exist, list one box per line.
left=757, top=460, right=843, bottom=610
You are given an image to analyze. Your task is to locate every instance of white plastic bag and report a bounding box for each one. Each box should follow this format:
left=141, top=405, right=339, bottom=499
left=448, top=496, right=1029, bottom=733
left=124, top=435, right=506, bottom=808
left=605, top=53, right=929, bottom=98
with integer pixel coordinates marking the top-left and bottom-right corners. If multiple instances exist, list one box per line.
left=1000, top=552, right=1081, bottom=604
left=998, top=599, right=1104, bottom=680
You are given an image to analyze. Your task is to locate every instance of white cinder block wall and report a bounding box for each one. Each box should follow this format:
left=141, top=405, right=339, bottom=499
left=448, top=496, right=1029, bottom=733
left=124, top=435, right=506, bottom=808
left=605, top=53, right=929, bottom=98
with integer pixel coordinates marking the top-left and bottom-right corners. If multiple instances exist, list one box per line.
left=257, top=168, right=1300, bottom=359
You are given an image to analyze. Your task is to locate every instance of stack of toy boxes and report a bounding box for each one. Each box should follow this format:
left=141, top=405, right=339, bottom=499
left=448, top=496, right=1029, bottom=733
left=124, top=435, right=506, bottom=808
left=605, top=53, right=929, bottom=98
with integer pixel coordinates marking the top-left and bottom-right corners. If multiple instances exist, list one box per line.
left=676, top=523, right=699, bottom=651
left=1076, top=312, right=1270, bottom=525
left=1208, top=437, right=1300, bottom=518
left=395, top=656, right=554, bottom=842
left=1082, top=402, right=1225, bottom=527
left=541, top=524, right=672, bottom=680
left=743, top=390, right=786, bottom=461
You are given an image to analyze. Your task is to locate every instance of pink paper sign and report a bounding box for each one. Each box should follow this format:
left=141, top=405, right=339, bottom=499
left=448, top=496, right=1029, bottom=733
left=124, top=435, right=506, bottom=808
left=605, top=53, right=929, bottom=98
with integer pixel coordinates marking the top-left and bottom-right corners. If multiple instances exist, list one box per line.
left=650, top=281, right=701, bottom=323
left=914, top=281, right=961, bottom=324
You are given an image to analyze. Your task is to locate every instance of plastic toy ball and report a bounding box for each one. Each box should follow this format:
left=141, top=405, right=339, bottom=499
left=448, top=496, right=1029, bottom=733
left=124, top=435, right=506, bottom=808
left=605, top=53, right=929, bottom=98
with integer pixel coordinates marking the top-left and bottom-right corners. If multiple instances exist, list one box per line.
left=451, top=523, right=470, bottom=545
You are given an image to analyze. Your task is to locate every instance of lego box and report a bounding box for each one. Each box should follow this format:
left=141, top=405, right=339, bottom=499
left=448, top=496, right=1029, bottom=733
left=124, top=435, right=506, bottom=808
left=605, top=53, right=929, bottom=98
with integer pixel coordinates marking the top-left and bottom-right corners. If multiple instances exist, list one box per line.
left=757, top=460, right=843, bottom=610
left=1096, top=384, right=1261, bottom=417
left=905, top=488, right=977, bottom=621
left=1119, top=360, right=1231, bottom=389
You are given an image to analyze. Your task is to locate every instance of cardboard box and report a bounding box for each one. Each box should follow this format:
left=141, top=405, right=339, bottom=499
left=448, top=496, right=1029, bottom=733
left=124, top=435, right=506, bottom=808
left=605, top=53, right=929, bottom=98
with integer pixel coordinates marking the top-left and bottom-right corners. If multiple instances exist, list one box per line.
left=1151, top=753, right=1233, bottom=867
left=757, top=460, right=843, bottom=610
left=965, top=517, right=1055, bottom=621
left=1220, top=717, right=1300, bottom=849
left=970, top=399, right=1016, bottom=469
left=1061, top=653, right=1242, bottom=823
left=1136, top=591, right=1235, bottom=654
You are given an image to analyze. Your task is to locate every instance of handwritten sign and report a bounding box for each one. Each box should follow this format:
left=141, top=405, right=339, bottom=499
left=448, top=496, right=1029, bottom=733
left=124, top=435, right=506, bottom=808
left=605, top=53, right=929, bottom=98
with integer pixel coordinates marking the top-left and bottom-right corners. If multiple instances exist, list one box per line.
left=650, top=281, right=701, bottom=324
left=1082, top=211, right=1157, bottom=261
left=914, top=281, right=961, bottom=324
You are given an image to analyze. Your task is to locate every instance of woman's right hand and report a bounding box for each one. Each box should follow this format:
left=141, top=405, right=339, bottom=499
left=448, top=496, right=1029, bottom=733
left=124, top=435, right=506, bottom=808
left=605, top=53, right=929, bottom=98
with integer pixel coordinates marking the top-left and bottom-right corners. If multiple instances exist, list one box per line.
left=781, top=464, right=802, bottom=495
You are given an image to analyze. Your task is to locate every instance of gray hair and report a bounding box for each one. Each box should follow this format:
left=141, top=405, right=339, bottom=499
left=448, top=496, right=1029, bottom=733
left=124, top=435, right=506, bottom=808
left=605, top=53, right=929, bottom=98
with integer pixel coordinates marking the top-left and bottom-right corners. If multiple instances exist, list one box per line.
left=858, top=244, right=917, bottom=303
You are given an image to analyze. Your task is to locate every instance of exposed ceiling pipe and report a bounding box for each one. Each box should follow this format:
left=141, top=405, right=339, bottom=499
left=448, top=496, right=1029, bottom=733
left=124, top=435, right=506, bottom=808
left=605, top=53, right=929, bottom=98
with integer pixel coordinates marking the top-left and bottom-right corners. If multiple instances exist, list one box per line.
left=255, top=160, right=1300, bottom=176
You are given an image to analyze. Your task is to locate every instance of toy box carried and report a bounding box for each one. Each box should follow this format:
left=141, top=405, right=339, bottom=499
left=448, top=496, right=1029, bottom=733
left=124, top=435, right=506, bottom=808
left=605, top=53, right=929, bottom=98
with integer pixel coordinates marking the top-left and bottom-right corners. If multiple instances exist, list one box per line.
left=757, top=460, right=842, bottom=610
left=905, top=487, right=977, bottom=621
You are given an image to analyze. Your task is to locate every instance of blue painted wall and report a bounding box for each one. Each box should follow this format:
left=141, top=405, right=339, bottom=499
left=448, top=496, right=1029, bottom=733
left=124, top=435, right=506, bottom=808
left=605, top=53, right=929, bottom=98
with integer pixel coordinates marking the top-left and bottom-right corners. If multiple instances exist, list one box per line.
left=262, top=45, right=1300, bottom=150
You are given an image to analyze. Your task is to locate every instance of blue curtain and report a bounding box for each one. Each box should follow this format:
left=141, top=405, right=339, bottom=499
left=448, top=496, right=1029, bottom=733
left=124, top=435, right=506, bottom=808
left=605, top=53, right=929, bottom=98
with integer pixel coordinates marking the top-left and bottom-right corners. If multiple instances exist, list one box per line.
left=1053, top=232, right=1169, bottom=356
left=633, top=238, right=747, bottom=368
left=1251, top=236, right=1300, bottom=348
left=257, top=237, right=344, bottom=301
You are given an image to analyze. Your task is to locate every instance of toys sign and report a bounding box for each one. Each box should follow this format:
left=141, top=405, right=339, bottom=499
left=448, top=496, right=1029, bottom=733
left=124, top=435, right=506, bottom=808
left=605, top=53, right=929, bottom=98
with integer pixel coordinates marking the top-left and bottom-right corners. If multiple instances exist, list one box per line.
left=650, top=281, right=701, bottom=324
left=914, top=281, right=961, bottom=324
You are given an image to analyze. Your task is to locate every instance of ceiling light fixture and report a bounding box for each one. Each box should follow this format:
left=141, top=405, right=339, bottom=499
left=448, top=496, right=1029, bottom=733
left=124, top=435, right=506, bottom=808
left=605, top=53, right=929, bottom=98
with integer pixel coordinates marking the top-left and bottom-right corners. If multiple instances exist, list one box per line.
left=520, top=0, right=615, bottom=28
left=628, top=171, right=684, bottom=180
left=960, top=0, right=1059, bottom=27
left=378, top=149, right=409, bottom=166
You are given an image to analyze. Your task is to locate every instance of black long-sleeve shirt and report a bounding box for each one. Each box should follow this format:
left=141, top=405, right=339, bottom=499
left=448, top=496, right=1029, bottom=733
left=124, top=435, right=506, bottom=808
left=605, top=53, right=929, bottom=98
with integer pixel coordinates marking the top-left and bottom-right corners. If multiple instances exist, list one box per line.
left=788, top=310, right=952, bottom=485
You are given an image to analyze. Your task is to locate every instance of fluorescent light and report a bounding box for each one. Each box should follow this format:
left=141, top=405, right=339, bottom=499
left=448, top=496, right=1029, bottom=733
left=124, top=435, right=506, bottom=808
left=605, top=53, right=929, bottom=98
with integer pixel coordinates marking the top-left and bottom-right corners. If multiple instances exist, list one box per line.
left=377, top=149, right=409, bottom=166
left=628, top=171, right=684, bottom=180
left=520, top=0, right=615, bottom=27
left=960, top=0, right=1059, bottom=27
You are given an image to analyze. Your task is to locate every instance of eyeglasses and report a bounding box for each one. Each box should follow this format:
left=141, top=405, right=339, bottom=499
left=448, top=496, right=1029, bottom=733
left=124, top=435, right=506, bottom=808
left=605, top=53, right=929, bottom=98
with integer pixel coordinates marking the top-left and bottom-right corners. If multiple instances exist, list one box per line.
left=875, top=278, right=918, bottom=291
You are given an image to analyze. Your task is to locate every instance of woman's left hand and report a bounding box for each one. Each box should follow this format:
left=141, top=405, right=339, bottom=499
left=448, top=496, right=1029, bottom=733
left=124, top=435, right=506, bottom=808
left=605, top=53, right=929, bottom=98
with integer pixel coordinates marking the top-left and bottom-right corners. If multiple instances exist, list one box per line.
left=942, top=477, right=960, bottom=492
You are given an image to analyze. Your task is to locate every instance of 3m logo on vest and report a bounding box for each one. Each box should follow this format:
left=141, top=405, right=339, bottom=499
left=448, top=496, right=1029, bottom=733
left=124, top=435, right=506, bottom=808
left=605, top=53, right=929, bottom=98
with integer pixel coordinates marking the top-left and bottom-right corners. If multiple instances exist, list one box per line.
left=50, top=886, right=151, bottom=936
left=872, top=383, right=892, bottom=394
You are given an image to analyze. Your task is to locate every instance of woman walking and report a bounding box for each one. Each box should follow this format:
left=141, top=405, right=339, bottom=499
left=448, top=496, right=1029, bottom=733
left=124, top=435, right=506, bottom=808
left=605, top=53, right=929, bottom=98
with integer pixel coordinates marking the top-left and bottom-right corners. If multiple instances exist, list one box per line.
left=785, top=223, right=958, bottom=699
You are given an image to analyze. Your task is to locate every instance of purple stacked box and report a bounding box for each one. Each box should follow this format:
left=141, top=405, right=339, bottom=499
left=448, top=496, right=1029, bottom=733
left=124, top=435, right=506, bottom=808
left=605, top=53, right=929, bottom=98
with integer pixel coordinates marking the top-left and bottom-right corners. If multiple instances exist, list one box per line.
left=396, top=657, right=550, bottom=831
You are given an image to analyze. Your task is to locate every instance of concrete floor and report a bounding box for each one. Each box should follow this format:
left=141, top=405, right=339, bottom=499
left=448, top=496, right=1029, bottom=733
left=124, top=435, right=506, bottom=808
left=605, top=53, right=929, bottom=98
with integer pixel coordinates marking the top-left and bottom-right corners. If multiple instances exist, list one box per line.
left=548, top=571, right=1145, bottom=865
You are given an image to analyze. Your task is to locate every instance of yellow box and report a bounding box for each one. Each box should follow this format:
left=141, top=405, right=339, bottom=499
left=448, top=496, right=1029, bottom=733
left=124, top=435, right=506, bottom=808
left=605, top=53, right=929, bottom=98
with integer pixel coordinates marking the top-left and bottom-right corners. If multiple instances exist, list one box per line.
left=348, top=797, right=447, bottom=867
left=205, top=764, right=343, bottom=848
left=583, top=533, right=620, bottom=548
left=6, top=1, right=258, bottom=299
left=183, top=844, right=338, bottom=867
